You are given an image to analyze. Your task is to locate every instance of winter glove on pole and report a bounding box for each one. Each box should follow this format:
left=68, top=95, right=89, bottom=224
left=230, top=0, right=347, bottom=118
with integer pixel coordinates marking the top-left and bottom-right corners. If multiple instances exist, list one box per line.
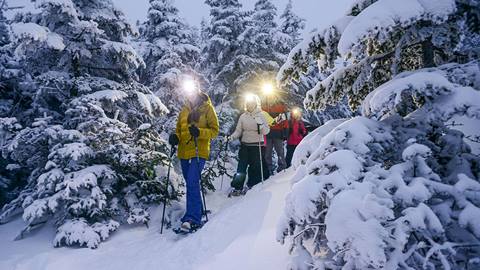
left=169, top=134, right=179, bottom=146
left=189, top=125, right=200, bottom=138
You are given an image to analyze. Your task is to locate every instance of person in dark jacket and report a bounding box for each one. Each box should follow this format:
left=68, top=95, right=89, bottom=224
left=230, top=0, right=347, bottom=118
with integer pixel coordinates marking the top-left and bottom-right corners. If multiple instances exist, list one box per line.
left=286, top=108, right=307, bottom=168
left=263, top=101, right=289, bottom=174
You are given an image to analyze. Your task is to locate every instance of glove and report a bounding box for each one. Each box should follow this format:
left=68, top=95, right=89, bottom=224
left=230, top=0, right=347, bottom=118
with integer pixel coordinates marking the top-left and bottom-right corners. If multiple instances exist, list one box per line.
left=169, top=133, right=179, bottom=146
left=189, top=125, right=200, bottom=138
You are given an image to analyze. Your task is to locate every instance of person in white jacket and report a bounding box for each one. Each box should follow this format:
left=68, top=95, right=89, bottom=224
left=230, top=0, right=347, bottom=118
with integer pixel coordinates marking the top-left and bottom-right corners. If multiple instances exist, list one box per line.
left=228, top=94, right=270, bottom=195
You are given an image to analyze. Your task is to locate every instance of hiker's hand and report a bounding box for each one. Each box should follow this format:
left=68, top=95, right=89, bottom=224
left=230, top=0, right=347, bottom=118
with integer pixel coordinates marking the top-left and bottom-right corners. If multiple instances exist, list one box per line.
left=189, top=125, right=200, bottom=138
left=169, top=133, right=179, bottom=146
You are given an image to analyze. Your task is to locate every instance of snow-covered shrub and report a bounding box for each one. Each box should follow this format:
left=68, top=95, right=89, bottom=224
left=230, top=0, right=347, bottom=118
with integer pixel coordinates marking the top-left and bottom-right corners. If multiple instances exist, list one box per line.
left=278, top=0, right=480, bottom=268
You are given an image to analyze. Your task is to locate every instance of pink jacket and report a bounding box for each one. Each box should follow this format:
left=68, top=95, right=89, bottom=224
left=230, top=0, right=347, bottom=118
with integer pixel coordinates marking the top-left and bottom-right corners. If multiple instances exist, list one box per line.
left=287, top=119, right=307, bottom=146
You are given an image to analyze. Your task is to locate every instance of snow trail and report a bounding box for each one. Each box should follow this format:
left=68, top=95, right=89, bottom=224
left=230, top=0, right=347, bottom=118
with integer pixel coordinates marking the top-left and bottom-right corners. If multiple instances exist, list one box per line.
left=0, top=170, right=294, bottom=270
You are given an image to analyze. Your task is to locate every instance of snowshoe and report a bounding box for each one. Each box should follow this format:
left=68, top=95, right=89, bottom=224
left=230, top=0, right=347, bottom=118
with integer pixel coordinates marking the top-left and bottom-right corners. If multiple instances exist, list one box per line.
left=228, top=189, right=243, bottom=197
left=227, top=187, right=249, bottom=197
left=173, top=221, right=203, bottom=235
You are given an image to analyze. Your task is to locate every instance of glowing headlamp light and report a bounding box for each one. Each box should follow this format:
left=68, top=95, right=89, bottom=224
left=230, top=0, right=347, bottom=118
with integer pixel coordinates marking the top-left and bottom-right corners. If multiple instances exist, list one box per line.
left=262, top=82, right=274, bottom=96
left=183, top=79, right=196, bottom=96
left=245, top=93, right=256, bottom=103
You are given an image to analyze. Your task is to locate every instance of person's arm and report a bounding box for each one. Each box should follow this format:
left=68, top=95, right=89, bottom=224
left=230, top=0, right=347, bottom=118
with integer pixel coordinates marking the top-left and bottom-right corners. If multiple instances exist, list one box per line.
left=300, top=121, right=307, bottom=136
left=230, top=114, right=244, bottom=140
left=198, top=103, right=219, bottom=140
left=282, top=115, right=290, bottom=139
left=259, top=114, right=270, bottom=135
left=176, top=109, right=190, bottom=142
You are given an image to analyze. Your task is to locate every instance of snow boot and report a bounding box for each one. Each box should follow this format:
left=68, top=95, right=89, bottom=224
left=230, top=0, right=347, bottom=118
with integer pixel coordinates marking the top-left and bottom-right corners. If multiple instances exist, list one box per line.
left=230, top=172, right=246, bottom=191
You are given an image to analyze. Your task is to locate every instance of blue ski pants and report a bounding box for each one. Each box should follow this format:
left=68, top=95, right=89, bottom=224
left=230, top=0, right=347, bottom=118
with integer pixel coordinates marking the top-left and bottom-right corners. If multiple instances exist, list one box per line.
left=180, top=158, right=206, bottom=225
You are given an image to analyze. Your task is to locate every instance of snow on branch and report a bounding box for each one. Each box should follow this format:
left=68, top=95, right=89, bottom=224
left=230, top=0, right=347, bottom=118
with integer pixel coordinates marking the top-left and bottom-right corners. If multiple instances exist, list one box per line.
left=338, top=0, right=456, bottom=57
left=83, top=90, right=128, bottom=103
left=11, top=22, right=65, bottom=51
left=277, top=16, right=353, bottom=86
left=53, top=218, right=119, bottom=249
left=363, top=63, right=480, bottom=121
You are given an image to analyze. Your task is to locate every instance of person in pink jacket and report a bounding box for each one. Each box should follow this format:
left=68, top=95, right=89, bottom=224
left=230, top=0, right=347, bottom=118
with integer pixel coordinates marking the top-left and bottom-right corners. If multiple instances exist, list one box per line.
left=286, top=108, right=307, bottom=168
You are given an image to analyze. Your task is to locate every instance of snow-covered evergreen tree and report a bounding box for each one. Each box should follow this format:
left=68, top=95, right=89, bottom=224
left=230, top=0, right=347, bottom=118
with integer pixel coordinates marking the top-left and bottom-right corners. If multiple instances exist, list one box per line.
left=278, top=0, right=480, bottom=268
left=239, top=0, right=278, bottom=62
left=202, top=0, right=249, bottom=101
left=0, top=1, right=26, bottom=207
left=0, top=0, right=175, bottom=248
left=199, top=18, right=210, bottom=47
left=234, top=0, right=284, bottom=94
left=0, top=2, right=9, bottom=47
left=138, top=0, right=201, bottom=115
left=276, top=0, right=305, bottom=57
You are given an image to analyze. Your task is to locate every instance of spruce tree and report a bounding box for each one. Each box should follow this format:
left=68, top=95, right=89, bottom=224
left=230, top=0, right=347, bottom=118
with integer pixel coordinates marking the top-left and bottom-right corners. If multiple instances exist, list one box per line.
left=230, top=0, right=289, bottom=99
left=0, top=2, right=9, bottom=46
left=277, top=0, right=305, bottom=56
left=0, top=1, right=26, bottom=207
left=139, top=0, right=201, bottom=116
left=202, top=0, right=248, bottom=101
left=0, top=0, right=175, bottom=248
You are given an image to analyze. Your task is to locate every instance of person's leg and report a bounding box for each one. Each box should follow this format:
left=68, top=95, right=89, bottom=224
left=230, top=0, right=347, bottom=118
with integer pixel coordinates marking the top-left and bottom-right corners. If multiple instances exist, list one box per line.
left=265, top=138, right=274, bottom=174
left=246, top=145, right=262, bottom=188
left=180, top=159, right=190, bottom=179
left=285, top=145, right=296, bottom=168
left=261, top=146, right=270, bottom=180
left=231, top=145, right=248, bottom=190
left=274, top=139, right=286, bottom=172
left=182, top=158, right=206, bottom=226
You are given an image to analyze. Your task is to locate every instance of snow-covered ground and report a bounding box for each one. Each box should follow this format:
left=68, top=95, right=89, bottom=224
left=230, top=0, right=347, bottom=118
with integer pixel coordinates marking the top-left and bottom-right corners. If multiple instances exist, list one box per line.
left=0, top=170, right=294, bottom=270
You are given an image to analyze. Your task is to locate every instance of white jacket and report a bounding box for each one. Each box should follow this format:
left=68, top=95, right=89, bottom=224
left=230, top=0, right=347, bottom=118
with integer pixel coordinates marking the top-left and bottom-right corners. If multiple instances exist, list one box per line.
left=231, top=108, right=270, bottom=144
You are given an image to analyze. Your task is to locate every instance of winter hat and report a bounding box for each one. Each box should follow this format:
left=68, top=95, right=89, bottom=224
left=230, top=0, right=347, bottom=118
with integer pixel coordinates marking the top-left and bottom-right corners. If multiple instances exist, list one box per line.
left=244, top=94, right=261, bottom=111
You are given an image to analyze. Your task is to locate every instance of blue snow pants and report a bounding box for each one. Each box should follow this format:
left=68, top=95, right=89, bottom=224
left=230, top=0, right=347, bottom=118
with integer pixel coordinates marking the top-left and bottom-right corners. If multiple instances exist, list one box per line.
left=180, top=158, right=206, bottom=225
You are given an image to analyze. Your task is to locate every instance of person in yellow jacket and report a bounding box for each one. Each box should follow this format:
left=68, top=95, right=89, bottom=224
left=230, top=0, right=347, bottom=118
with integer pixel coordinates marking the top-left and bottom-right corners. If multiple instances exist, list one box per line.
left=168, top=88, right=219, bottom=232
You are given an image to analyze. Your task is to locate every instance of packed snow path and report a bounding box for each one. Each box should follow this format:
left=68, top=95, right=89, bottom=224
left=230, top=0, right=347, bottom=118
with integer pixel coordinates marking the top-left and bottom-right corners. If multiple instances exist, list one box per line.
left=0, top=170, right=294, bottom=270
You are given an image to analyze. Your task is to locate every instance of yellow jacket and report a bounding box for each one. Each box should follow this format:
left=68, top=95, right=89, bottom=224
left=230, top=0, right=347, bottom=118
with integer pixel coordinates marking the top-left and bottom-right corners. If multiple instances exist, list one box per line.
left=175, top=93, right=219, bottom=160
left=262, top=111, right=274, bottom=126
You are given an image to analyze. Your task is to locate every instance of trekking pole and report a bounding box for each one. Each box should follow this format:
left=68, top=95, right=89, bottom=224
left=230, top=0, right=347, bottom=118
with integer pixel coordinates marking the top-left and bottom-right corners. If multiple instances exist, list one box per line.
left=160, top=145, right=176, bottom=234
left=194, top=137, right=209, bottom=222
left=220, top=135, right=229, bottom=190
left=257, top=124, right=265, bottom=185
